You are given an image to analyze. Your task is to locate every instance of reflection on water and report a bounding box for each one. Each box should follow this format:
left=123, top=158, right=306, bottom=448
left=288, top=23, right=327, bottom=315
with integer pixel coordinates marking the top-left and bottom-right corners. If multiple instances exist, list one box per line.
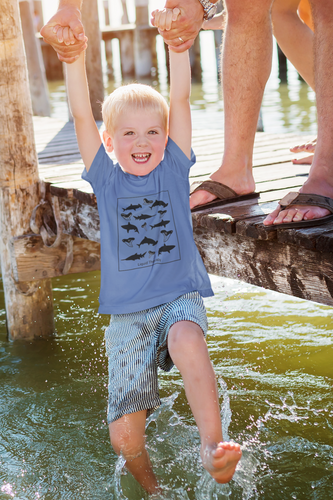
left=0, top=273, right=332, bottom=499
left=48, top=31, right=317, bottom=135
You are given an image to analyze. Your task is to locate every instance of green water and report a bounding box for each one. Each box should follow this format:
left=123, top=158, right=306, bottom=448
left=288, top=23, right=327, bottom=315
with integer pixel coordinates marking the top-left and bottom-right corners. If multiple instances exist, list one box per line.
left=1, top=273, right=332, bottom=499
left=3, top=22, right=331, bottom=500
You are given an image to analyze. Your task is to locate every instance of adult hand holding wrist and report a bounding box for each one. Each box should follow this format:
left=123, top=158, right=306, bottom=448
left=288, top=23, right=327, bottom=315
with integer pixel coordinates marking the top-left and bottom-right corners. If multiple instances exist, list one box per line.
left=40, top=5, right=87, bottom=63
left=155, top=0, right=205, bottom=52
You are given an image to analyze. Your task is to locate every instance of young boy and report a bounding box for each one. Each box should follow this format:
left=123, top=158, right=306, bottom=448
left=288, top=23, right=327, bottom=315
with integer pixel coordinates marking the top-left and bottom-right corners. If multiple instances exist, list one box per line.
left=64, top=7, right=241, bottom=494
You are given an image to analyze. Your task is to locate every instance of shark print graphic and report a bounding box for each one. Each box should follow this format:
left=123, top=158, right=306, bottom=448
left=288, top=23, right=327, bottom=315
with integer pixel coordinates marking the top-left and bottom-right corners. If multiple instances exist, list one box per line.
left=117, top=191, right=180, bottom=271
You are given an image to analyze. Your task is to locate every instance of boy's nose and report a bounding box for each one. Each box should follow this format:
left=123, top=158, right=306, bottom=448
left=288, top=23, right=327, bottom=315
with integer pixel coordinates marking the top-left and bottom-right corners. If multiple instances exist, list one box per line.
left=136, top=135, right=147, bottom=146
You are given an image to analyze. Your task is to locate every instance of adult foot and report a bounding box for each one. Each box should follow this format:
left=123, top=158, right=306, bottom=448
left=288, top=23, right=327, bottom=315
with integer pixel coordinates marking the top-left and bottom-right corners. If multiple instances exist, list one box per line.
left=201, top=441, right=242, bottom=484
left=290, top=138, right=316, bottom=165
left=263, top=177, right=333, bottom=227
left=189, top=169, right=256, bottom=210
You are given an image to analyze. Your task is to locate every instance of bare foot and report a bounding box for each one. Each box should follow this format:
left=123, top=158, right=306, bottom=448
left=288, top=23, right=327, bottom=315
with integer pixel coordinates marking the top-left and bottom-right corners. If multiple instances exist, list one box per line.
left=201, top=441, right=242, bottom=484
left=263, top=176, right=333, bottom=226
left=290, top=137, right=316, bottom=154
left=292, top=154, right=313, bottom=165
left=290, top=138, right=316, bottom=165
left=190, top=169, right=256, bottom=210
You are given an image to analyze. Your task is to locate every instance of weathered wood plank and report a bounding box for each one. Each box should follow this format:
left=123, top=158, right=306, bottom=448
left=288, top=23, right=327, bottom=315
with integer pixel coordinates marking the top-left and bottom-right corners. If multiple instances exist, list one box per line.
left=11, top=234, right=100, bottom=282
left=192, top=217, right=333, bottom=306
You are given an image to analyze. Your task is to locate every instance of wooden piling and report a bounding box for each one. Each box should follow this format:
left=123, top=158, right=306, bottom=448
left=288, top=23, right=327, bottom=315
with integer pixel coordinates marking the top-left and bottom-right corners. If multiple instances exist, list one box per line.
left=0, top=0, right=54, bottom=340
left=134, top=0, right=153, bottom=78
left=103, top=0, right=113, bottom=78
left=81, top=0, right=104, bottom=120
left=19, top=0, right=51, bottom=117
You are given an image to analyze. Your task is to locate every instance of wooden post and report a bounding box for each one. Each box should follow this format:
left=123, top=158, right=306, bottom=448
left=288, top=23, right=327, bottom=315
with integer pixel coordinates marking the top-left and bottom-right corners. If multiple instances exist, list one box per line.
left=33, top=0, right=43, bottom=31
left=189, top=36, right=202, bottom=83
left=121, top=0, right=129, bottom=24
left=103, top=0, right=113, bottom=78
left=81, top=0, right=104, bottom=120
left=0, top=0, right=54, bottom=340
left=134, top=0, right=152, bottom=78
left=277, top=42, right=287, bottom=83
left=19, top=0, right=51, bottom=116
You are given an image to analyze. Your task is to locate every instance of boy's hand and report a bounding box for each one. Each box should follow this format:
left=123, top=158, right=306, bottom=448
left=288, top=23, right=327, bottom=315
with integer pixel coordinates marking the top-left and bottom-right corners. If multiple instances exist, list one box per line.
left=152, top=0, right=204, bottom=52
left=151, top=8, right=181, bottom=31
left=40, top=6, right=88, bottom=63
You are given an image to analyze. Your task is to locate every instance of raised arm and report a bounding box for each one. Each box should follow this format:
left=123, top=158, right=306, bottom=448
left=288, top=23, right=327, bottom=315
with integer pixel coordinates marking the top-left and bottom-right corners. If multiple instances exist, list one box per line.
left=168, top=48, right=192, bottom=158
left=153, top=8, right=192, bottom=158
left=65, top=52, right=102, bottom=171
left=40, top=0, right=87, bottom=63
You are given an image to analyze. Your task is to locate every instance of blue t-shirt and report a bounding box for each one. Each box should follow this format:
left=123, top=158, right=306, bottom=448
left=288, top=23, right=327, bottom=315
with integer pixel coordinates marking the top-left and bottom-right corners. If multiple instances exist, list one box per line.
left=82, top=137, right=213, bottom=314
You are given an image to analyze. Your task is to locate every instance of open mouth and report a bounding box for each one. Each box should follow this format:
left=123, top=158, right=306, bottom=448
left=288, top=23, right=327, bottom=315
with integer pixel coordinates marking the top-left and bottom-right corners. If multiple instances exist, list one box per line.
left=132, top=153, right=151, bottom=163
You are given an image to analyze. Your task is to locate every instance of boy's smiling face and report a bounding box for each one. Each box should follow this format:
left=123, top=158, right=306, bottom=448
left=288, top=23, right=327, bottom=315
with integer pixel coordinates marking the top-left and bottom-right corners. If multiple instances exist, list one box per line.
left=103, top=108, right=167, bottom=176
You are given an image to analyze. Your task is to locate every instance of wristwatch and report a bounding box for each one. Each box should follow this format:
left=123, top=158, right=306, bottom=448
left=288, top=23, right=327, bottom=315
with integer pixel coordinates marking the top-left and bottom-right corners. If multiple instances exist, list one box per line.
left=197, top=0, right=218, bottom=20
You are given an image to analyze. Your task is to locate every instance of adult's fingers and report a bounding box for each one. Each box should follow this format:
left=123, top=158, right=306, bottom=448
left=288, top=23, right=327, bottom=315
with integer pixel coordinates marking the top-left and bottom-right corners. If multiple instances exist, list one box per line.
left=166, top=38, right=194, bottom=53
left=68, top=17, right=86, bottom=41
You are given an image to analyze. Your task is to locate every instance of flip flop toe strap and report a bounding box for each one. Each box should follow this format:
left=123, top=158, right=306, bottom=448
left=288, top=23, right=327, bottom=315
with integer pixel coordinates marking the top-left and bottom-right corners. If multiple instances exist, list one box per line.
left=279, top=192, right=333, bottom=214
left=190, top=180, right=238, bottom=199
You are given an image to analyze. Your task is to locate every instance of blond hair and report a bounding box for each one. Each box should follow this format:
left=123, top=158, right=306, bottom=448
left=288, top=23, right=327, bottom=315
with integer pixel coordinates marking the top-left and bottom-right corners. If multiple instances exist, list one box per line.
left=102, top=83, right=169, bottom=135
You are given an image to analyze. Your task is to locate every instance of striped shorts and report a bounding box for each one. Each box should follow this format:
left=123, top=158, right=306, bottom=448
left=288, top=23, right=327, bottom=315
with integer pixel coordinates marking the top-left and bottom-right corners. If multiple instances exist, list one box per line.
left=105, top=291, right=208, bottom=423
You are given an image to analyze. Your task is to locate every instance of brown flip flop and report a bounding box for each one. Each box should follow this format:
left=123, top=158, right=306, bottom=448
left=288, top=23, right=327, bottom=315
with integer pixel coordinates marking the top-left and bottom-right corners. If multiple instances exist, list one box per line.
left=264, top=192, right=333, bottom=230
left=190, top=180, right=259, bottom=212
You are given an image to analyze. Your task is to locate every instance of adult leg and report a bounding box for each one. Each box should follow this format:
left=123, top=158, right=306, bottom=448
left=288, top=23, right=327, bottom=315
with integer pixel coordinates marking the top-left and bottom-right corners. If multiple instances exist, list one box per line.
left=272, top=0, right=315, bottom=165
left=272, top=0, right=314, bottom=89
left=168, top=321, right=241, bottom=483
left=109, top=410, right=161, bottom=494
left=264, top=0, right=333, bottom=226
left=190, top=0, right=274, bottom=210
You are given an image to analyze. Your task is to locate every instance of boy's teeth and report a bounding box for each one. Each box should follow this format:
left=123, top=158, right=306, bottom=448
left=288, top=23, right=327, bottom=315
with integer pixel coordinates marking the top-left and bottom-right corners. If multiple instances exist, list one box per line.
left=132, top=153, right=150, bottom=162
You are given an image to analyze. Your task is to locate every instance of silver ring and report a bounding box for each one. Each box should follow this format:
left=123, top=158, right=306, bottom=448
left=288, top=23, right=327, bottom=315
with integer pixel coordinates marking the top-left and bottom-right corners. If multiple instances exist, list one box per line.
left=178, top=37, right=184, bottom=43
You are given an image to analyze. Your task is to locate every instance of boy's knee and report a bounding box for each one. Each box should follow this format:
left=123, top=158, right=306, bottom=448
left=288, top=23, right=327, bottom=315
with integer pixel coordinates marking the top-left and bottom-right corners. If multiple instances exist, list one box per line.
left=168, top=322, right=204, bottom=356
left=109, top=419, right=146, bottom=459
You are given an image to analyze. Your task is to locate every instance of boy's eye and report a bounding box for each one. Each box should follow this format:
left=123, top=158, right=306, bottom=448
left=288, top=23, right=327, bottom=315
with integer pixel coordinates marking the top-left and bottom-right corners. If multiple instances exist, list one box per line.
left=148, top=130, right=158, bottom=135
left=125, top=131, right=134, bottom=136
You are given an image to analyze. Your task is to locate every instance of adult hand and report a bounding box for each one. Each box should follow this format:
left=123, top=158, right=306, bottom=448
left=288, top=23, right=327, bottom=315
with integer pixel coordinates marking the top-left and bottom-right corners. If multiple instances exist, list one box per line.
left=151, top=0, right=204, bottom=52
left=40, top=5, right=87, bottom=63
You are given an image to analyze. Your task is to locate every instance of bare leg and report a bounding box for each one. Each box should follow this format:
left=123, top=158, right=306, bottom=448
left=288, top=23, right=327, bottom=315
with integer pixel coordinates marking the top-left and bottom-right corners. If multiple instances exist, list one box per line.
left=264, top=0, right=333, bottom=225
left=109, top=410, right=161, bottom=494
left=190, top=0, right=273, bottom=210
left=168, top=321, right=242, bottom=483
left=272, top=0, right=314, bottom=89
left=272, top=0, right=316, bottom=165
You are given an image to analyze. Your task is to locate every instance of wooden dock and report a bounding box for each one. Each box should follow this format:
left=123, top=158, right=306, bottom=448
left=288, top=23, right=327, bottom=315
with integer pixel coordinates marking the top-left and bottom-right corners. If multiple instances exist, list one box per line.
left=24, top=116, right=333, bottom=307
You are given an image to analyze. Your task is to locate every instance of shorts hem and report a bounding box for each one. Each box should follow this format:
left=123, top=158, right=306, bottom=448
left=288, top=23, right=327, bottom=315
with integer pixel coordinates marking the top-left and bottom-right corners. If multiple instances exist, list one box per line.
left=108, top=398, right=161, bottom=424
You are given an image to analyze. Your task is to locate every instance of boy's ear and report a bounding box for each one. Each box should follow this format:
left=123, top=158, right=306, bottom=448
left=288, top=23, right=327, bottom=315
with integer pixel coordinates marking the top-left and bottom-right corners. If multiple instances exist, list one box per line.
left=103, top=130, right=114, bottom=152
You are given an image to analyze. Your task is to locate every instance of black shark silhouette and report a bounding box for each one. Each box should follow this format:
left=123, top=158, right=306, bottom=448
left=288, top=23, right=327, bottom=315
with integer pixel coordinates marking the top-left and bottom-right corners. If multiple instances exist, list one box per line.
left=150, top=219, right=170, bottom=230
left=143, top=198, right=153, bottom=205
left=122, top=252, right=146, bottom=261
left=121, top=222, right=139, bottom=233
left=134, top=214, right=153, bottom=220
left=161, top=230, right=173, bottom=242
left=123, top=203, right=142, bottom=211
left=141, top=222, right=147, bottom=231
left=122, top=237, right=135, bottom=247
left=121, top=212, right=132, bottom=220
left=151, top=200, right=168, bottom=209
left=137, top=237, right=158, bottom=247
left=158, top=210, right=167, bottom=218
left=158, top=244, right=175, bottom=255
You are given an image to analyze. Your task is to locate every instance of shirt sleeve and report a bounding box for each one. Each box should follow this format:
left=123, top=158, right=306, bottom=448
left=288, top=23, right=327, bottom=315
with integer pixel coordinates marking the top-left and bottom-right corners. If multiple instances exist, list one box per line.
left=81, top=143, right=115, bottom=194
left=163, top=137, right=196, bottom=179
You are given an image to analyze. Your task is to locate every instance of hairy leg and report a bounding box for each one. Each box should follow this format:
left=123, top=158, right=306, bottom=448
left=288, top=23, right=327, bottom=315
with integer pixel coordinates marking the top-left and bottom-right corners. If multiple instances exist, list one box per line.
left=109, top=410, right=160, bottom=494
left=168, top=321, right=241, bottom=483
left=190, top=0, right=273, bottom=210
left=264, top=0, right=333, bottom=225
